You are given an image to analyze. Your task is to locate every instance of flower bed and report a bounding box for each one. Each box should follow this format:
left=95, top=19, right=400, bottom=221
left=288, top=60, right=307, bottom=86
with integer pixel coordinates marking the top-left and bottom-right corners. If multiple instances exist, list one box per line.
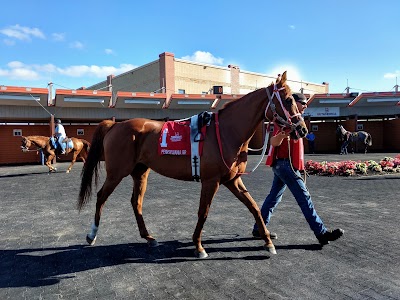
left=305, top=155, right=400, bottom=176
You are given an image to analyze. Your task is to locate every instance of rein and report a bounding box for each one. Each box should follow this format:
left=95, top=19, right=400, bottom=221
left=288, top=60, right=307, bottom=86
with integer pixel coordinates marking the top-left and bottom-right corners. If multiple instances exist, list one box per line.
left=21, top=148, right=41, bottom=153
left=215, top=114, right=271, bottom=176
left=21, top=138, right=47, bottom=153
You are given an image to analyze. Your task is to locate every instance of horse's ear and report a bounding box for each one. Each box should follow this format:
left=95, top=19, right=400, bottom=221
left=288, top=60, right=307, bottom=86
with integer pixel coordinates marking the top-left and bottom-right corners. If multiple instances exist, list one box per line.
left=281, top=71, right=287, bottom=84
left=275, top=74, right=281, bottom=84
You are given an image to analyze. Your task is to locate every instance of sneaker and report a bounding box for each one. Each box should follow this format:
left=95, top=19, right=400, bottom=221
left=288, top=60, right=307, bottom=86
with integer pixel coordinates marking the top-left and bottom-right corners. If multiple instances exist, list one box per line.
left=317, top=228, right=344, bottom=245
left=252, top=230, right=277, bottom=240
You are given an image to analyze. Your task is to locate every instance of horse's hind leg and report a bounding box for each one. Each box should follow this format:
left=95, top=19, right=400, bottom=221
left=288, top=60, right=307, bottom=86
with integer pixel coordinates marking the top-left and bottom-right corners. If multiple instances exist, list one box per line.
left=66, top=151, right=78, bottom=173
left=193, top=180, right=220, bottom=258
left=130, top=165, right=158, bottom=247
left=86, top=175, right=123, bottom=245
left=224, top=177, right=276, bottom=255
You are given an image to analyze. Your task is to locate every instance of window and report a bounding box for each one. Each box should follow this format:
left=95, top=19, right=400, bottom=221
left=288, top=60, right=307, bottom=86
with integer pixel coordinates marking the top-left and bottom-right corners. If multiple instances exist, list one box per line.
left=178, top=89, right=185, bottom=94
left=77, top=129, right=84, bottom=135
left=13, top=129, right=22, bottom=136
left=311, top=125, right=319, bottom=132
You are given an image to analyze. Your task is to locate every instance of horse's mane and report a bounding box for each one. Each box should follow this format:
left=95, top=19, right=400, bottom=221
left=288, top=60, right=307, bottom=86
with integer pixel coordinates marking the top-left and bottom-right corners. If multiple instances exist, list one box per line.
left=26, top=135, right=48, bottom=139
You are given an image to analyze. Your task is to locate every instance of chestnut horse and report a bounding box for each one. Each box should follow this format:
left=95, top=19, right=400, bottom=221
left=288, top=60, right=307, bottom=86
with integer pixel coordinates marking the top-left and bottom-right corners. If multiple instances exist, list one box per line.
left=21, top=135, right=91, bottom=173
left=78, top=71, right=308, bottom=258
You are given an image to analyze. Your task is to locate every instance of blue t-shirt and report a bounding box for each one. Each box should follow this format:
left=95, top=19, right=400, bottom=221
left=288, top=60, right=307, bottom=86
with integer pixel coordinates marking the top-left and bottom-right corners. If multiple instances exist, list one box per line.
left=306, top=133, right=315, bottom=142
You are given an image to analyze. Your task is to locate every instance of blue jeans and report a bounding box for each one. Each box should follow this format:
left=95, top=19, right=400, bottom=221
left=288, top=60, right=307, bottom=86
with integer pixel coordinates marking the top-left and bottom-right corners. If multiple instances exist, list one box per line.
left=57, top=136, right=66, bottom=152
left=254, top=159, right=327, bottom=237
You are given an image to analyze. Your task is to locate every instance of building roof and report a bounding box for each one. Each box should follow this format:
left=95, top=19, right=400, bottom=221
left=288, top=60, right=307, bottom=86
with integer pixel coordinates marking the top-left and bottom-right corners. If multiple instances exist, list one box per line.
left=113, top=91, right=166, bottom=108
left=53, top=89, right=112, bottom=108
left=0, top=86, right=49, bottom=107
left=305, top=92, right=400, bottom=118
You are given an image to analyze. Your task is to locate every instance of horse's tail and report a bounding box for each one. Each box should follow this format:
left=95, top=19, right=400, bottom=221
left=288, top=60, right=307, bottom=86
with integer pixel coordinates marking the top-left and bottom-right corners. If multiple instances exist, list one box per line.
left=367, top=134, right=372, bottom=146
left=80, top=138, right=91, bottom=153
left=77, top=120, right=115, bottom=211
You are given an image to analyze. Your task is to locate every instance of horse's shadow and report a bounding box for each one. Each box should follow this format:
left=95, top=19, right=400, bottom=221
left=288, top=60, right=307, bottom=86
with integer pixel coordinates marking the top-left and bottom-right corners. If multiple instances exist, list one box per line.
left=0, top=236, right=322, bottom=288
left=0, top=172, right=47, bottom=178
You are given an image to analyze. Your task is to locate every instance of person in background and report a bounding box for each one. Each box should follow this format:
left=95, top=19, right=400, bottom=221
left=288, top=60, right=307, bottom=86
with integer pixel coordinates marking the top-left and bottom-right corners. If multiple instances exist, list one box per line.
left=306, top=131, right=316, bottom=154
left=252, top=93, right=344, bottom=246
left=54, top=119, right=67, bottom=154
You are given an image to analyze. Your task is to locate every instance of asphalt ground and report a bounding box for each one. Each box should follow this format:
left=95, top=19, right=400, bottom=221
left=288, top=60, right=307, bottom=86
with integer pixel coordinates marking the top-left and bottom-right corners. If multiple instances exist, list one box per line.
left=0, top=152, right=400, bottom=300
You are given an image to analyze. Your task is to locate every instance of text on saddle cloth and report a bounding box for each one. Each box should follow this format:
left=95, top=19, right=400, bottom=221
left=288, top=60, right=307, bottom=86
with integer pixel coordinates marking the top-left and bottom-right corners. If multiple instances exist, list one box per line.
left=158, top=112, right=212, bottom=156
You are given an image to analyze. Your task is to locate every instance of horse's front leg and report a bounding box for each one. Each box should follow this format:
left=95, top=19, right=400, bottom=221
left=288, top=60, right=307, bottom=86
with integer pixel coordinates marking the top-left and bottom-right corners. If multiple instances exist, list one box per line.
left=46, top=152, right=57, bottom=172
left=224, top=177, right=276, bottom=255
left=193, top=180, right=220, bottom=258
left=130, top=167, right=158, bottom=247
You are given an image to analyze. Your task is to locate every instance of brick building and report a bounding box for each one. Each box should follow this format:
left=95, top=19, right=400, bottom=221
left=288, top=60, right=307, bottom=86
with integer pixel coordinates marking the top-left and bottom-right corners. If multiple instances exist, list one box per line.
left=1, top=52, right=399, bottom=165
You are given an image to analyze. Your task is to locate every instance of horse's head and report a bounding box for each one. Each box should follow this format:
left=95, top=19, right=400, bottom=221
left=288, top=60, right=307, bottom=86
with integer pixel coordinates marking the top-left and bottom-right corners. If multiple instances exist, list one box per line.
left=265, top=71, right=308, bottom=140
left=21, top=136, right=32, bottom=152
left=337, top=125, right=345, bottom=135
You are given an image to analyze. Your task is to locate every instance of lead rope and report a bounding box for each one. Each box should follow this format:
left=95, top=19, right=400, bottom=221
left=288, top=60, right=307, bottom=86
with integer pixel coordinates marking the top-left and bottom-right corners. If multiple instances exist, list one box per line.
left=286, top=138, right=308, bottom=184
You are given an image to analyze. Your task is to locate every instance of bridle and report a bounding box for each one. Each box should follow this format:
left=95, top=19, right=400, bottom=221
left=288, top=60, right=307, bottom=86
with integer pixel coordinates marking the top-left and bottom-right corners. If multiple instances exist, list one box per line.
left=264, top=84, right=309, bottom=183
left=264, top=84, right=305, bottom=139
left=21, top=138, right=30, bottom=151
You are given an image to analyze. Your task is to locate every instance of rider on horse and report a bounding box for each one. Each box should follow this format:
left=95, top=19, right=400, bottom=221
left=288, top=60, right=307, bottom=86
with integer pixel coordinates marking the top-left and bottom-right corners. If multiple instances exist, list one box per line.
left=54, top=119, right=67, bottom=154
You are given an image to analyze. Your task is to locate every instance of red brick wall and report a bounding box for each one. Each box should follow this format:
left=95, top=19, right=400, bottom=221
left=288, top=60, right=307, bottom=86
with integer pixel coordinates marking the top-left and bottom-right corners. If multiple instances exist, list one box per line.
left=360, top=121, right=383, bottom=151
left=383, top=119, right=400, bottom=150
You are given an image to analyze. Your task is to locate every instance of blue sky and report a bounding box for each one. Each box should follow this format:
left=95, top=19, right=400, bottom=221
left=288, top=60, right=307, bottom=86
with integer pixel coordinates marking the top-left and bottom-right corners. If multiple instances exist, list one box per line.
left=1, top=1, right=399, bottom=94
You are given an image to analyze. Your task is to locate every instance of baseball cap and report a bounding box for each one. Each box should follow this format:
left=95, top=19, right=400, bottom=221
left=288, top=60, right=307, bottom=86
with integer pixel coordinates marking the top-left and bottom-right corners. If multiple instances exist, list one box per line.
left=292, top=93, right=307, bottom=105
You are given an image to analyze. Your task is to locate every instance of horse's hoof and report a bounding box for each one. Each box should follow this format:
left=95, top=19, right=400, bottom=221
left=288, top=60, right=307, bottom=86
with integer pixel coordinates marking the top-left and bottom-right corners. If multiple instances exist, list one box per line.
left=86, top=235, right=97, bottom=245
left=194, top=249, right=209, bottom=259
left=147, top=239, right=159, bottom=248
left=264, top=244, right=277, bottom=255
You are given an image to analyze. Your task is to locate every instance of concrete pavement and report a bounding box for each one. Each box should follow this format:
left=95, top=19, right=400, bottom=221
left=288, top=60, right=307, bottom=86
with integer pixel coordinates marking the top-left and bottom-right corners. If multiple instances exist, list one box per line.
left=0, top=152, right=399, bottom=299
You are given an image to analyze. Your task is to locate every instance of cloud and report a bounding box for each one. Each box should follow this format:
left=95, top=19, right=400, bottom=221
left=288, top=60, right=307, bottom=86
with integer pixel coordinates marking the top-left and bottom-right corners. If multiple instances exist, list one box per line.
left=384, top=71, right=400, bottom=79
left=0, top=24, right=45, bottom=41
left=69, top=41, right=84, bottom=49
left=0, top=61, right=137, bottom=81
left=181, top=51, right=224, bottom=65
left=52, top=33, right=65, bottom=41
left=289, top=25, right=296, bottom=30
left=105, top=48, right=114, bottom=55
left=3, top=39, right=15, bottom=46
left=0, top=61, right=40, bottom=80
left=56, top=63, right=136, bottom=78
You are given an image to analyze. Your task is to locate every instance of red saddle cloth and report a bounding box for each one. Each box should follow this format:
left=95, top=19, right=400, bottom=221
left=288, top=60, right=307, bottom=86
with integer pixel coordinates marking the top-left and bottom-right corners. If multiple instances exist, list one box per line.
left=158, top=121, right=206, bottom=156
